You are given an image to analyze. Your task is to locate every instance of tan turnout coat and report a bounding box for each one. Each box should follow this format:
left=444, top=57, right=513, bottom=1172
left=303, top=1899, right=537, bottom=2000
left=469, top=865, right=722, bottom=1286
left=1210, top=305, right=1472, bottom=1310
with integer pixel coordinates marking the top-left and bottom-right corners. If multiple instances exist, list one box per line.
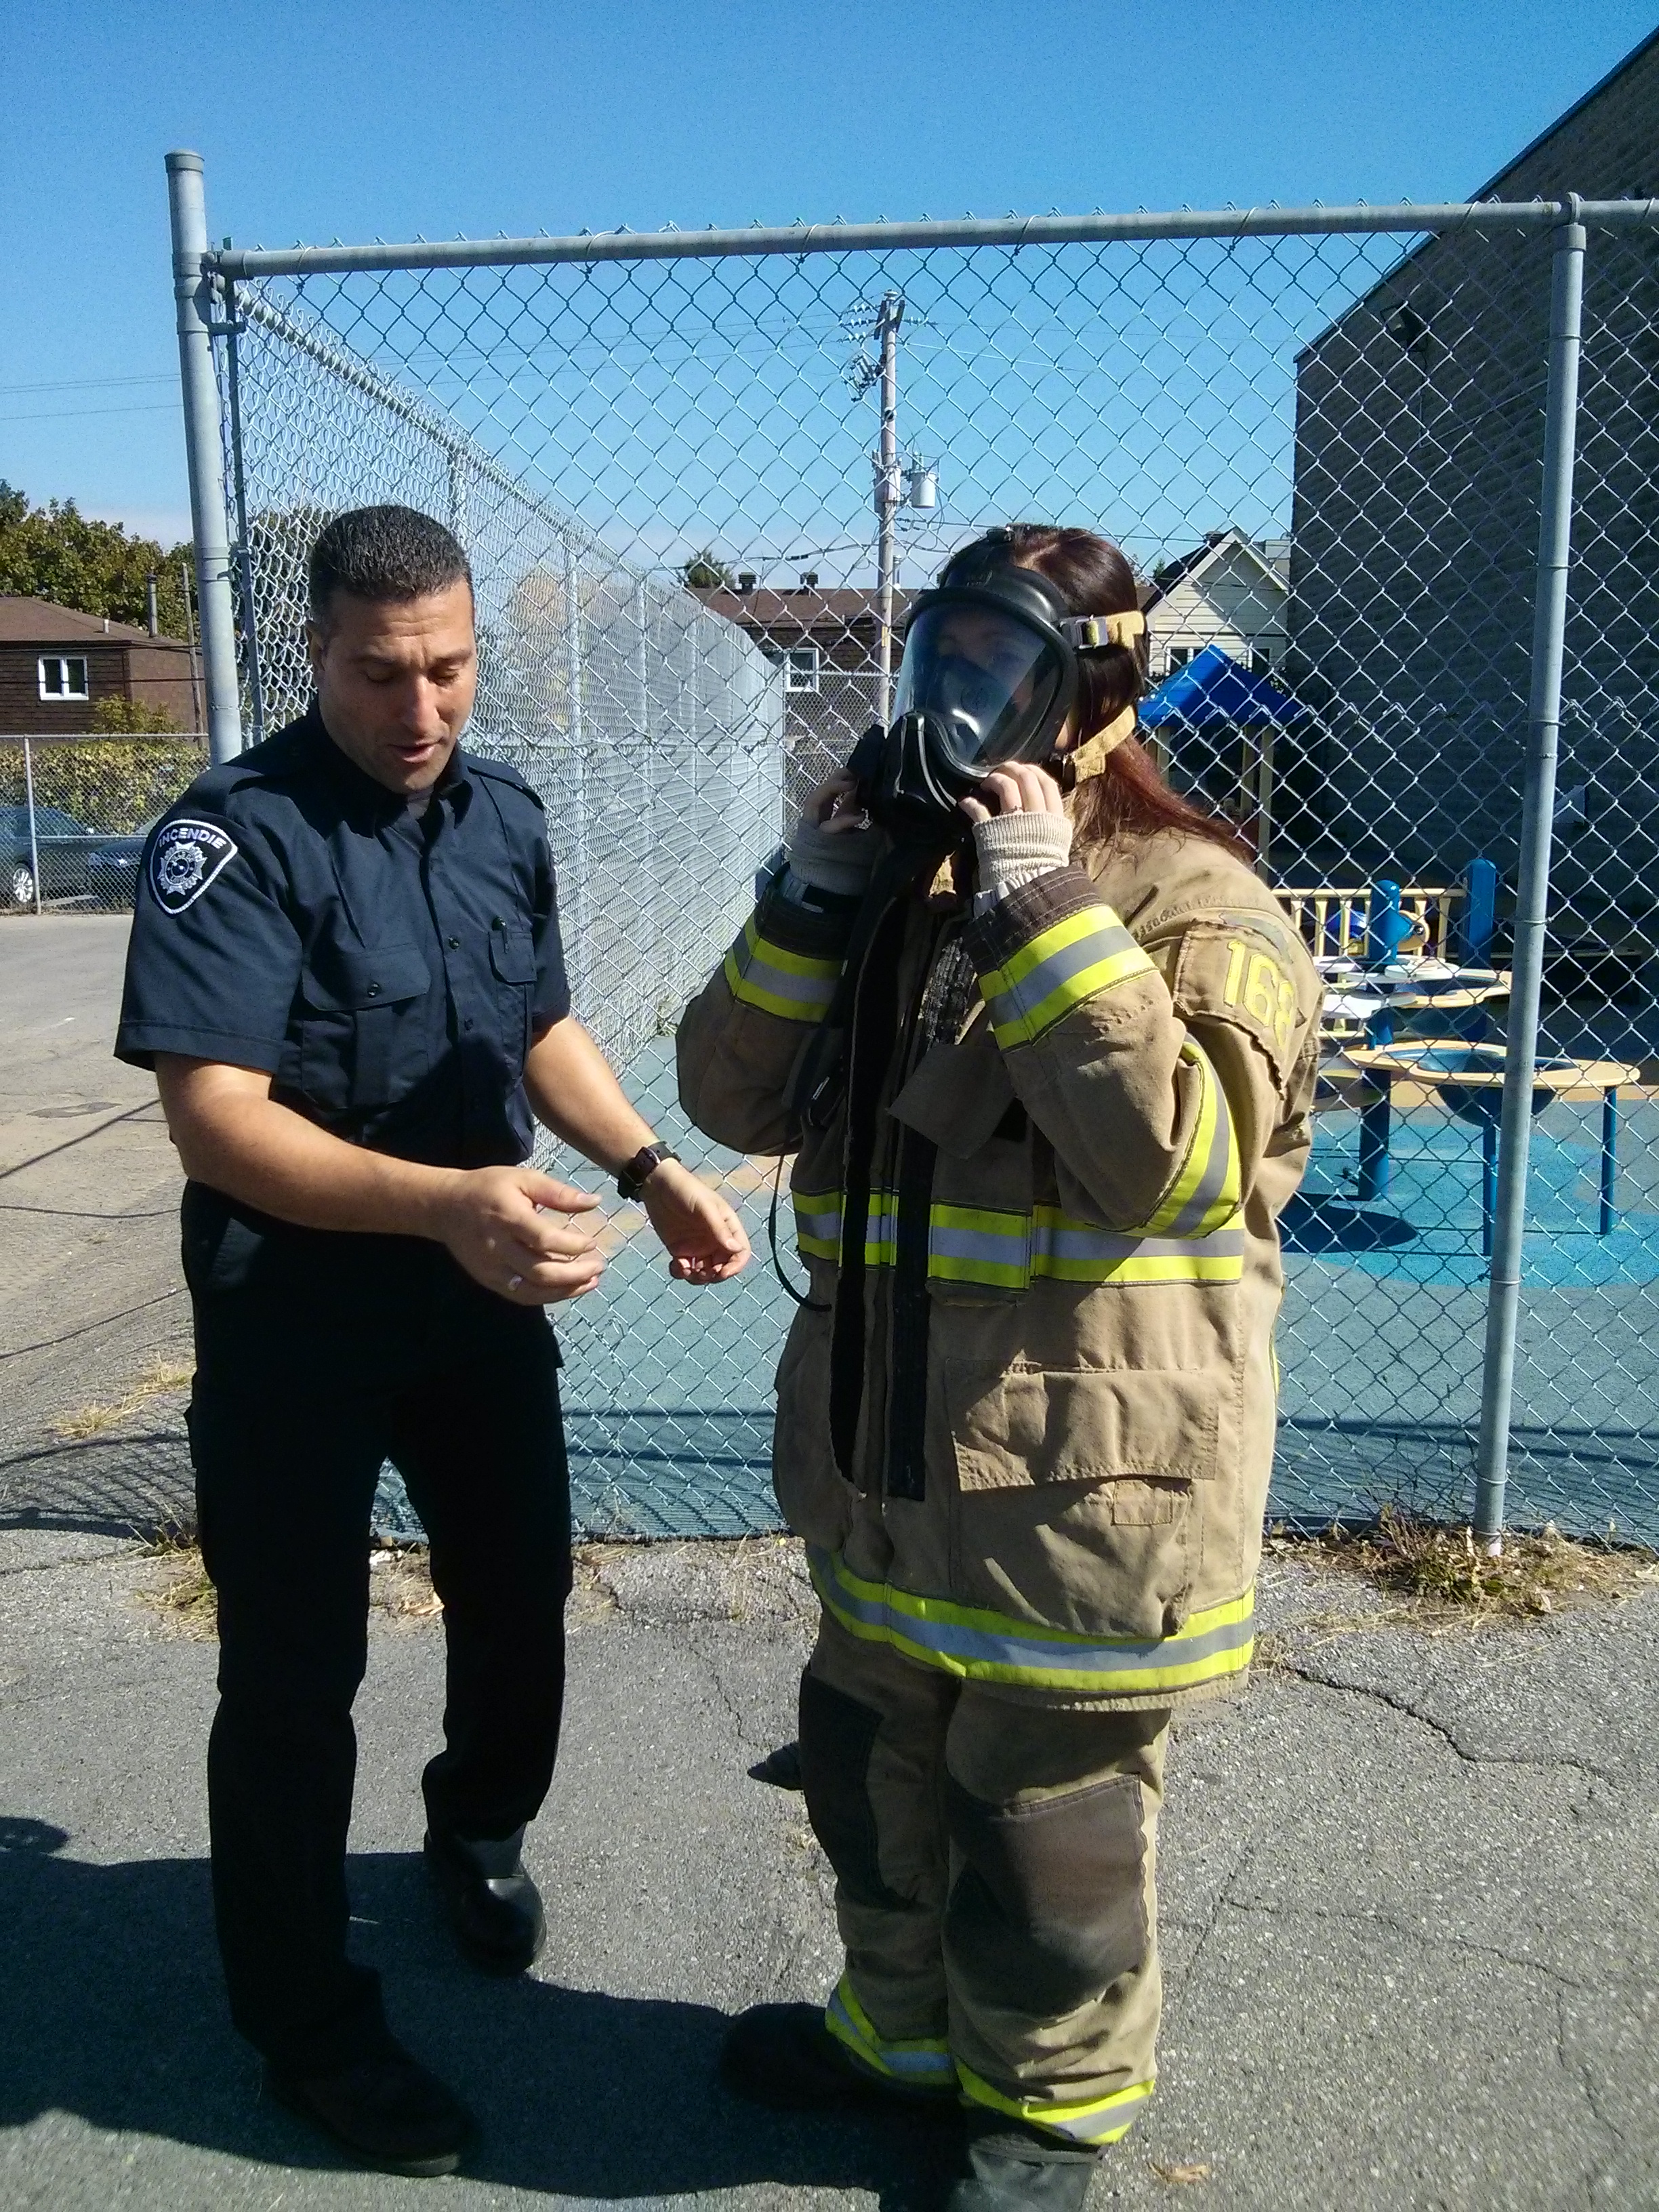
left=678, top=825, right=1322, bottom=1711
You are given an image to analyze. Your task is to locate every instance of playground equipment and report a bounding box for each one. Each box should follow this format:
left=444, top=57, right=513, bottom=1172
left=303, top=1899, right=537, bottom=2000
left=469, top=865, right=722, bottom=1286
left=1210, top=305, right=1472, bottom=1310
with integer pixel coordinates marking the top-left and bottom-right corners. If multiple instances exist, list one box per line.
left=1342, top=1042, right=1639, bottom=1252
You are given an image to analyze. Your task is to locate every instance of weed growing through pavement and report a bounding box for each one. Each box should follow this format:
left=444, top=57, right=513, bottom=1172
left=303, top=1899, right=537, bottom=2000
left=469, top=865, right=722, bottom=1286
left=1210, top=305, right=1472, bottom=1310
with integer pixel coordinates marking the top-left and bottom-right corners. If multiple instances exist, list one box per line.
left=138, top=1523, right=218, bottom=1637
left=139, top=1528, right=443, bottom=1639
left=52, top=1359, right=193, bottom=1441
left=1269, top=1504, right=1657, bottom=1625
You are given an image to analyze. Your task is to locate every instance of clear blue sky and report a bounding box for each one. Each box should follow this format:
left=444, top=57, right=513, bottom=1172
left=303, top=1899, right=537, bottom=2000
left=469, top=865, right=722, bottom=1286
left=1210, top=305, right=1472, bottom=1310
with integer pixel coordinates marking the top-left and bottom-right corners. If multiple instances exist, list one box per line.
left=3, top=0, right=1655, bottom=544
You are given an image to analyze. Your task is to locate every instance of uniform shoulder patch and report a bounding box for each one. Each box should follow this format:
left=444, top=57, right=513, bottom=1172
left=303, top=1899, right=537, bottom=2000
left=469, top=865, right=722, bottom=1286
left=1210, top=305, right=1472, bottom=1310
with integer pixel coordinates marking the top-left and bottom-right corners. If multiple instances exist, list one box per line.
left=149, top=817, right=240, bottom=914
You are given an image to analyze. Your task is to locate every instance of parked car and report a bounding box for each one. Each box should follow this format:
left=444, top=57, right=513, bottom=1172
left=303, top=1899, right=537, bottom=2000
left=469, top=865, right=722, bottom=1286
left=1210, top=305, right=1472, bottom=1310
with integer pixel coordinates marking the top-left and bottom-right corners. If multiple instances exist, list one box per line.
left=0, top=803, right=113, bottom=909
left=87, top=818, right=159, bottom=910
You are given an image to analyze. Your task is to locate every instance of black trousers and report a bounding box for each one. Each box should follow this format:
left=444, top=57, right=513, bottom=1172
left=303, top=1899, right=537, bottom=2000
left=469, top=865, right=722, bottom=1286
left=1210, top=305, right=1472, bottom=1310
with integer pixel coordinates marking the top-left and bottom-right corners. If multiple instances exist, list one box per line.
left=182, top=1185, right=572, bottom=2073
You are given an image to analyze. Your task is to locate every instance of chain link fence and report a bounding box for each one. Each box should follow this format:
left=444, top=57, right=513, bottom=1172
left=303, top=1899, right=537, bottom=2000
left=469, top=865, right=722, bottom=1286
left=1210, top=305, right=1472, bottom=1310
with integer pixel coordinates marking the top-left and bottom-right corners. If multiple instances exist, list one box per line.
left=1, top=737, right=205, bottom=914
left=188, top=201, right=1658, bottom=1547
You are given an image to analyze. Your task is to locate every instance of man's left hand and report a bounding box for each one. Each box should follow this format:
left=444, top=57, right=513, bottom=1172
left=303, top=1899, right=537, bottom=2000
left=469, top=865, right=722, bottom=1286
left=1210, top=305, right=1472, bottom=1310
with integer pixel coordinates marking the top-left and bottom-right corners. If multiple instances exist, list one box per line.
left=640, top=1160, right=752, bottom=1283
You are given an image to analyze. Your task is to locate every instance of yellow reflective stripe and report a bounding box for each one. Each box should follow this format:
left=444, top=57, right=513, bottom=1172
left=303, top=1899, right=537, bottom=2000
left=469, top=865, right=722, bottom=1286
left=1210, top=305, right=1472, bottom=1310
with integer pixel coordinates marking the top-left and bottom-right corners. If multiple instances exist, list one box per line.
left=824, top=1975, right=954, bottom=2087
left=798, top=1192, right=1243, bottom=1288
left=724, top=914, right=842, bottom=1023
left=979, top=907, right=1155, bottom=1050
left=928, top=1200, right=1033, bottom=1291
left=981, top=905, right=1113, bottom=994
left=792, top=1189, right=897, bottom=1267
left=1136, top=1042, right=1243, bottom=1238
left=811, top=1548, right=1256, bottom=1696
left=1001, top=944, right=1158, bottom=1050
left=956, top=2061, right=1154, bottom=2146
left=1037, top=1248, right=1244, bottom=1285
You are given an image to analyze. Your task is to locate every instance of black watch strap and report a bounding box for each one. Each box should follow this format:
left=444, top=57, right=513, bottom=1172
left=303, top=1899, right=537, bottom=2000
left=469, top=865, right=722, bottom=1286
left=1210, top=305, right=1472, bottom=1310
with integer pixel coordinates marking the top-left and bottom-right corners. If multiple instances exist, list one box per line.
left=617, top=1141, right=678, bottom=1200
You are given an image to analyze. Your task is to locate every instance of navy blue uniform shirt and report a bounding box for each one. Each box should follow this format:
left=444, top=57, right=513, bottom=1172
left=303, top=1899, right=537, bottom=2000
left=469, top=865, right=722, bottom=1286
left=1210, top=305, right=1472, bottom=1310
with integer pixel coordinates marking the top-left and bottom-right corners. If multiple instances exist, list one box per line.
left=116, top=705, right=571, bottom=1168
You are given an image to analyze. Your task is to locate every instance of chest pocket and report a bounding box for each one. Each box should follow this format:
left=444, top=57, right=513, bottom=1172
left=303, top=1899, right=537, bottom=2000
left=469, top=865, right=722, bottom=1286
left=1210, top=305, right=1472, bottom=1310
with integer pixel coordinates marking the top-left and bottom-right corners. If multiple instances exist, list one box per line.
left=299, top=941, right=432, bottom=1113
left=489, top=924, right=537, bottom=1076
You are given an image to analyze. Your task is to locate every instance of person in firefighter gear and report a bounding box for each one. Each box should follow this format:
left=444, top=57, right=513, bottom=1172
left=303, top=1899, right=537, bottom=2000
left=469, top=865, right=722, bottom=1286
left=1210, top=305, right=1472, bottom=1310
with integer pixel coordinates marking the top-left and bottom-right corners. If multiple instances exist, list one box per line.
left=677, top=524, right=1321, bottom=2211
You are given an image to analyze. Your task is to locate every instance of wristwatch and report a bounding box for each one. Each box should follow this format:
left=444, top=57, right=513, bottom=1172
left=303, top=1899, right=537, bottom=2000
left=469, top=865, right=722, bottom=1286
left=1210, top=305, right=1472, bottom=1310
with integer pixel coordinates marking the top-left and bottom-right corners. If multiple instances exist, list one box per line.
left=617, top=1141, right=679, bottom=1201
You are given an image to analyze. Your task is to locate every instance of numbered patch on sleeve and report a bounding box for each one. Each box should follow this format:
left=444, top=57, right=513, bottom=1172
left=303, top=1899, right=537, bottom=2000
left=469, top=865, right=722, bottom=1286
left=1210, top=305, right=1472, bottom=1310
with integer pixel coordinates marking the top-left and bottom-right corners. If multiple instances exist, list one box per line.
left=1172, top=919, right=1311, bottom=1070
left=149, top=819, right=239, bottom=914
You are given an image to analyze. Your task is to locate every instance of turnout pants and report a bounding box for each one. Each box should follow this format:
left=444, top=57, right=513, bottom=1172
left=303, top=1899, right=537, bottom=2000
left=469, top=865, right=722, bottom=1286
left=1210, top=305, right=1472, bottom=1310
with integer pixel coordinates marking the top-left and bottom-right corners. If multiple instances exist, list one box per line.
left=800, top=1610, right=1168, bottom=2148
left=182, top=1187, right=572, bottom=2074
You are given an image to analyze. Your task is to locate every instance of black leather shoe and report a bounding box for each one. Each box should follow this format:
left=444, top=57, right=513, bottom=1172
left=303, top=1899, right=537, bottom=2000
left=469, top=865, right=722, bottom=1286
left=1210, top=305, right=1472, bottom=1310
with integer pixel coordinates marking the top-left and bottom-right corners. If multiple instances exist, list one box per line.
left=942, top=2113, right=1100, bottom=2210
left=425, top=1824, right=546, bottom=1975
left=265, top=2042, right=474, bottom=2176
left=720, top=2002, right=956, bottom=2118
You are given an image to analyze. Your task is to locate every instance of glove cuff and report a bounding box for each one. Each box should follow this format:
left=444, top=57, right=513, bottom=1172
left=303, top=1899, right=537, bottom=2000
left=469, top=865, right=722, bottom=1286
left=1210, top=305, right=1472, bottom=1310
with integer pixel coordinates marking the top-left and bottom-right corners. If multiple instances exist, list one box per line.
left=972, top=808, right=1073, bottom=903
left=787, top=813, right=880, bottom=899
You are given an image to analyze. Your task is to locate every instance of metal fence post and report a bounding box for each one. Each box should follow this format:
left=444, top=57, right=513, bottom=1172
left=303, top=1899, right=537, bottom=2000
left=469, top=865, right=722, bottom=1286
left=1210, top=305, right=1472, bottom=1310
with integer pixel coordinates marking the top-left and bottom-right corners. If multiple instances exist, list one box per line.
left=1473, top=197, right=1586, bottom=1545
left=22, top=739, right=43, bottom=916
left=166, top=150, right=243, bottom=764
left=221, top=284, right=267, bottom=749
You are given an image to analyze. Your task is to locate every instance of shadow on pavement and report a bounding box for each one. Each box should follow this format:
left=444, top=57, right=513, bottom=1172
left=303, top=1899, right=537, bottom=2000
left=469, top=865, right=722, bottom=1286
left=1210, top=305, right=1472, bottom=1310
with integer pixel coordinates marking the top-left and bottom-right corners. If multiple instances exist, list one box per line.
left=0, top=1816, right=947, bottom=2205
left=1277, top=1192, right=1418, bottom=1254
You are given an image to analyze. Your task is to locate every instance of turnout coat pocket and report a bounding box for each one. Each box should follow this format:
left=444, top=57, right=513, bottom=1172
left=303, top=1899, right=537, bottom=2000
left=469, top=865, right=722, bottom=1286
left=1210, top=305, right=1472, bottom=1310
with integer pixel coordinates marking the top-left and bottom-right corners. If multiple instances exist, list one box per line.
left=945, top=1363, right=1219, bottom=1642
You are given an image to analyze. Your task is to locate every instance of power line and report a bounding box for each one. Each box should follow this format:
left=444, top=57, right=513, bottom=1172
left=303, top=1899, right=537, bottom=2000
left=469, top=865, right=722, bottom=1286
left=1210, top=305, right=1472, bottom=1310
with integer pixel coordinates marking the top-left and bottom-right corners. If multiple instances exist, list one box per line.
left=0, top=373, right=177, bottom=396
left=0, top=401, right=183, bottom=425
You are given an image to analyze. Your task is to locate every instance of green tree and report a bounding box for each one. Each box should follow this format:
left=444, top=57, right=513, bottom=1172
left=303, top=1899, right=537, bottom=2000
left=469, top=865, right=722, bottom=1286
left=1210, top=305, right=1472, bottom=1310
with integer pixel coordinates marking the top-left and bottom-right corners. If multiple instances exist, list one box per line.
left=682, top=548, right=735, bottom=590
left=0, top=482, right=195, bottom=638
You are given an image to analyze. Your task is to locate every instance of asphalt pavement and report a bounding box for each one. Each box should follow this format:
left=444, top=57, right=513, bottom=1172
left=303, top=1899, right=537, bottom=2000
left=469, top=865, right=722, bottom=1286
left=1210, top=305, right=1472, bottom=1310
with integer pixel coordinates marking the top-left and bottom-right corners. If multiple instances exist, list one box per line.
left=2, top=914, right=1656, bottom=2210
left=0, top=915, right=193, bottom=1535
left=1, top=1523, right=1655, bottom=2211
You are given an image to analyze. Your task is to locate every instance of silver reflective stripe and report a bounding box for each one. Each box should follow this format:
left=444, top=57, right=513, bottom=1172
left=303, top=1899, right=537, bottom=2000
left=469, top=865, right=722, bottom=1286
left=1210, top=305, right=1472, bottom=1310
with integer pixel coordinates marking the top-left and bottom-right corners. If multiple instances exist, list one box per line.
left=985, top=918, right=1146, bottom=1040
left=825, top=1978, right=954, bottom=2086
left=1034, top=1222, right=1244, bottom=1264
left=811, top=1548, right=1256, bottom=1693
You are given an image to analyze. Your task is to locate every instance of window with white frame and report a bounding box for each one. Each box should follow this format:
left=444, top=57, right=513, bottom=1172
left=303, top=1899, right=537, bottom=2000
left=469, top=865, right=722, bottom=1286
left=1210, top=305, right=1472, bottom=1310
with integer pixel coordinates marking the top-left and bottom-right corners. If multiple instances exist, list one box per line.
left=781, top=645, right=820, bottom=693
left=38, top=655, right=90, bottom=701
left=1165, top=646, right=1194, bottom=674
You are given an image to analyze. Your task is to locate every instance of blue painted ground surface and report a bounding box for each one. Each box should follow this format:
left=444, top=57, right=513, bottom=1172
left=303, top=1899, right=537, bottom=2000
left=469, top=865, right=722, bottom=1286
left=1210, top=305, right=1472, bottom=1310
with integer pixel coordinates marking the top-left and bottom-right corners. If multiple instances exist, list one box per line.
left=375, top=1042, right=1659, bottom=1549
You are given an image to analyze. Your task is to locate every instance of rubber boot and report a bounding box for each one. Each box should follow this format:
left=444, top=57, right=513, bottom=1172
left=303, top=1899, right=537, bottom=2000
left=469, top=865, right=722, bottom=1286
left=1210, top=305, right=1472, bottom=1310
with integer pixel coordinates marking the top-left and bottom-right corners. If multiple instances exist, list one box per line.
left=942, top=2112, right=1100, bottom=2210
left=720, top=2002, right=955, bottom=2119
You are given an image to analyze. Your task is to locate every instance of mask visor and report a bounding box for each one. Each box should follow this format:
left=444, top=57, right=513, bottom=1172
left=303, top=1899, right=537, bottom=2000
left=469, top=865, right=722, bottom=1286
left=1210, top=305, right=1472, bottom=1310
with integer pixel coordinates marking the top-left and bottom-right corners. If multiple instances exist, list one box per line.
left=892, top=601, right=1067, bottom=779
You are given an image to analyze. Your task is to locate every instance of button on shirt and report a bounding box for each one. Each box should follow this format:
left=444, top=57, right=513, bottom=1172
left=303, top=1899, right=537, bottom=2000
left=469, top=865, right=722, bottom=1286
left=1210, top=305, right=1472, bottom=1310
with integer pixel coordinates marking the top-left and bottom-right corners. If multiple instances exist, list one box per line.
left=116, top=705, right=571, bottom=1168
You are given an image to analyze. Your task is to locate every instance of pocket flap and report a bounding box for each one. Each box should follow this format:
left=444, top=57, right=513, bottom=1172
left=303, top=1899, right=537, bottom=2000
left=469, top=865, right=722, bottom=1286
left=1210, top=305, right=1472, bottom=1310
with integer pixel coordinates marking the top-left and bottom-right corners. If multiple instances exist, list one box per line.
left=302, top=942, right=430, bottom=1012
left=489, top=927, right=537, bottom=985
left=888, top=1027, right=1017, bottom=1159
left=947, top=1364, right=1219, bottom=1491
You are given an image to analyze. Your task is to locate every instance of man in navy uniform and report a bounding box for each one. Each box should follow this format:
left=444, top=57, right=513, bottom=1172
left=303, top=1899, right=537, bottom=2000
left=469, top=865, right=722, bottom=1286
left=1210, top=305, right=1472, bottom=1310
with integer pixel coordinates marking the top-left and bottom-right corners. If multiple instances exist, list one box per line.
left=117, top=505, right=749, bottom=2175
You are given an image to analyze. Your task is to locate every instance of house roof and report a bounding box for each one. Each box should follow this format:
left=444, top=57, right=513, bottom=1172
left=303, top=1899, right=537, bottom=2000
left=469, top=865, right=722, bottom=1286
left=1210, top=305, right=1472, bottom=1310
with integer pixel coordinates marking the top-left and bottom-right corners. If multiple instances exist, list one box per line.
left=1143, top=530, right=1286, bottom=613
left=0, top=596, right=191, bottom=649
left=691, top=586, right=916, bottom=632
left=1139, top=642, right=1307, bottom=728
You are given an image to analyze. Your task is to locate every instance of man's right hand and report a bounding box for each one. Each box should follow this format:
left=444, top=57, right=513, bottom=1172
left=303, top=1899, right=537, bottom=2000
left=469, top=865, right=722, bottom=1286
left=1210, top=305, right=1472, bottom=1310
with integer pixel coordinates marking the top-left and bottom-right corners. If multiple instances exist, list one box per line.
left=430, top=1166, right=604, bottom=1306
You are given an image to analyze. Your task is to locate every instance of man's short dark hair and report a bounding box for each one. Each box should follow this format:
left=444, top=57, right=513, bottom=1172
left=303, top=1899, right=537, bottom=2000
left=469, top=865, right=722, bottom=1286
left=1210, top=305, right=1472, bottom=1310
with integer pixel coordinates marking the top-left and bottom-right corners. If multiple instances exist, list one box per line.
left=308, top=505, right=472, bottom=629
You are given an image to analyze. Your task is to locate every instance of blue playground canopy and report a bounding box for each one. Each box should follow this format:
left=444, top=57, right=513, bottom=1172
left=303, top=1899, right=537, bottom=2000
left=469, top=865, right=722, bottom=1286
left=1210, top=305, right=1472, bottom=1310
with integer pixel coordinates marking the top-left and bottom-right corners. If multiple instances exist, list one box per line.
left=1140, top=642, right=1309, bottom=728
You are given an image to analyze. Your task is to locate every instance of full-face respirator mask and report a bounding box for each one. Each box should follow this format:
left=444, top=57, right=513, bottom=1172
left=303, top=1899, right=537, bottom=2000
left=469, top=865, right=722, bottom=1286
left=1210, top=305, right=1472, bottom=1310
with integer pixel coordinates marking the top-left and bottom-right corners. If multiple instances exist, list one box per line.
left=844, top=547, right=1147, bottom=845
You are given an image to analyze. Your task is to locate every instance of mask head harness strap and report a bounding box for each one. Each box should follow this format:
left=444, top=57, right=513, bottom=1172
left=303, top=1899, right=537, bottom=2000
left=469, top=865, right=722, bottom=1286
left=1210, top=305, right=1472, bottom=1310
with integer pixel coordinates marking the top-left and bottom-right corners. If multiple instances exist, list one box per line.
left=1047, top=607, right=1147, bottom=788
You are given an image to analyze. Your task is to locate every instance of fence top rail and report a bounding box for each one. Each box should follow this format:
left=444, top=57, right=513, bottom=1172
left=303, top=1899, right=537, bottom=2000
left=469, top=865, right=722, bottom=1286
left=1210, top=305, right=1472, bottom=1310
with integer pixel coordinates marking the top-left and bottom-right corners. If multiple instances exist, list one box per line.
left=204, top=196, right=1659, bottom=281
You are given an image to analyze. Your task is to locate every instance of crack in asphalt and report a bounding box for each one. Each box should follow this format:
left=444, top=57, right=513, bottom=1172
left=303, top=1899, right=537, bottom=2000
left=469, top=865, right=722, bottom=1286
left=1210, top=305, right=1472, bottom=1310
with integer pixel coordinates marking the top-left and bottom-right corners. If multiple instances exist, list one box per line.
left=1269, top=1660, right=1620, bottom=1782
left=1219, top=1893, right=1603, bottom=1996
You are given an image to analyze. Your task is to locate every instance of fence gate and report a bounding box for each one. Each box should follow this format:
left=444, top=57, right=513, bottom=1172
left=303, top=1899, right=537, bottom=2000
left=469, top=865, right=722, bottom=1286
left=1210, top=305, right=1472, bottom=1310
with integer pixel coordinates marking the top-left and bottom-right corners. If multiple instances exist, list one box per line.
left=167, top=153, right=1659, bottom=1547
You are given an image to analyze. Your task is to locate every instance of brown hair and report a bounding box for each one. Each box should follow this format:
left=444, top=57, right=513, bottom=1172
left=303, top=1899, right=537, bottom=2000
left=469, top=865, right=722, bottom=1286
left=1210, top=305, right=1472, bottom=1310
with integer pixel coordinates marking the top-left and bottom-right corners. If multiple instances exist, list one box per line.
left=946, top=523, right=1248, bottom=859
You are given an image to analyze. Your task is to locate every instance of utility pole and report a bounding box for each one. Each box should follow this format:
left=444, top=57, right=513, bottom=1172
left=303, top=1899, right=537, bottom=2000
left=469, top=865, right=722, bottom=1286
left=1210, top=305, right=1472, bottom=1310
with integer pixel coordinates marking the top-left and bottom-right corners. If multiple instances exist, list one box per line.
left=872, top=291, right=905, bottom=726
